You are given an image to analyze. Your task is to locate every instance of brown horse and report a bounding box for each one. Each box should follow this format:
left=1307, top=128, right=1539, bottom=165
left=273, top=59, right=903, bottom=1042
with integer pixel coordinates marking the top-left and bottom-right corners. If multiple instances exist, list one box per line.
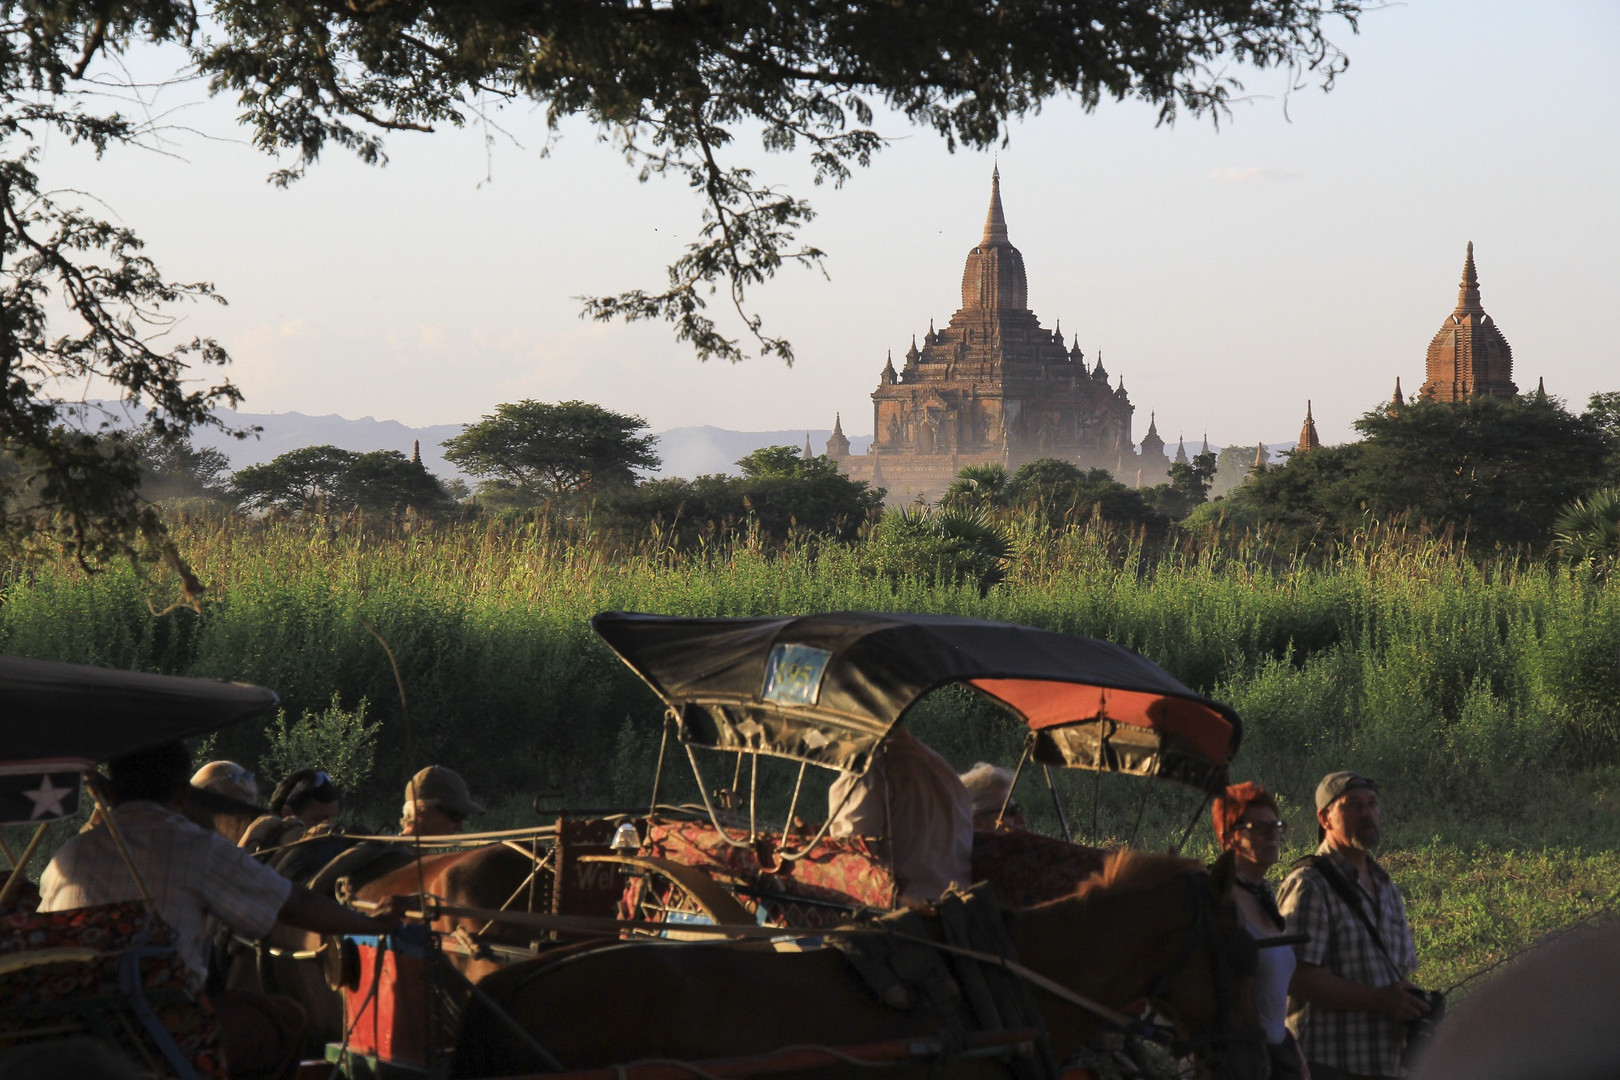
left=453, top=852, right=1267, bottom=1080
left=352, top=843, right=542, bottom=983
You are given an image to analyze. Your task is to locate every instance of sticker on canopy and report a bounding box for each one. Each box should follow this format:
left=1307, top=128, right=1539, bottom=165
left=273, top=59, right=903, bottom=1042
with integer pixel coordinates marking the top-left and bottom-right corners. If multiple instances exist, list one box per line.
left=761, top=643, right=832, bottom=706
left=0, top=763, right=82, bottom=826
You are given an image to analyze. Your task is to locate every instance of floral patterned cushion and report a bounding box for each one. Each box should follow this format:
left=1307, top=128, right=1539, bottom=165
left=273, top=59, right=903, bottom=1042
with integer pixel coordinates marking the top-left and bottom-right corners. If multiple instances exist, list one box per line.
left=627, top=819, right=898, bottom=929
left=970, top=832, right=1111, bottom=909
left=0, top=902, right=226, bottom=1079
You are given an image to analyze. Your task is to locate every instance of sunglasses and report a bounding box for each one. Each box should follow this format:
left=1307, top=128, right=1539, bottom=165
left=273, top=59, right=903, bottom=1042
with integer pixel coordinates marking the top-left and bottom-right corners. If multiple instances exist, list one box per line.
left=1235, top=820, right=1288, bottom=835
left=288, top=770, right=333, bottom=802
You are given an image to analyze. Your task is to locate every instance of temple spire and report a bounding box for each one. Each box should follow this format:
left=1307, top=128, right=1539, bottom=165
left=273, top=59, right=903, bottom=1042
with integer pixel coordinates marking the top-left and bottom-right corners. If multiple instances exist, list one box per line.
left=802, top=432, right=813, bottom=459
left=1456, top=240, right=1482, bottom=313
left=982, top=166, right=1009, bottom=244
left=1253, top=441, right=1269, bottom=471
left=1297, top=401, right=1321, bottom=454
left=1392, top=376, right=1405, bottom=408
left=832, top=413, right=844, bottom=437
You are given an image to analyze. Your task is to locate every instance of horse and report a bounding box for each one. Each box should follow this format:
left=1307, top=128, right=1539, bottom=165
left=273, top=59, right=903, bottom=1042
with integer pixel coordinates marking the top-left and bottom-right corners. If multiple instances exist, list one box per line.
left=452, top=851, right=1268, bottom=1080
left=1409, top=924, right=1620, bottom=1080
left=351, top=842, right=543, bottom=983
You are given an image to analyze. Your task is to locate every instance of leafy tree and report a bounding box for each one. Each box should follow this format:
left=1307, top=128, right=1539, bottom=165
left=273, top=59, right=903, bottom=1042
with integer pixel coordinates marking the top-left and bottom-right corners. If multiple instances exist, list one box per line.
left=866, top=506, right=1013, bottom=596
left=231, top=446, right=358, bottom=514
left=1007, top=458, right=1161, bottom=532
left=231, top=445, right=452, bottom=517
left=1221, top=396, right=1611, bottom=550
left=599, top=446, right=881, bottom=544
left=341, top=450, right=455, bottom=517
left=195, top=2, right=1364, bottom=363
left=1148, top=450, right=1218, bottom=520
left=125, top=428, right=232, bottom=502
left=0, top=2, right=1367, bottom=558
left=942, top=463, right=1011, bottom=513
left=0, top=6, right=251, bottom=566
left=444, top=400, right=659, bottom=506
left=1351, top=396, right=1608, bottom=549
left=1585, top=392, right=1620, bottom=483
left=1211, top=444, right=1261, bottom=497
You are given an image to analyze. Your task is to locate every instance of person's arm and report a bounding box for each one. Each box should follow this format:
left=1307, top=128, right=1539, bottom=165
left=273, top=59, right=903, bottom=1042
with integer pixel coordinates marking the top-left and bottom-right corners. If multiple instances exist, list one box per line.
left=276, top=885, right=395, bottom=937
left=1290, top=962, right=1429, bottom=1021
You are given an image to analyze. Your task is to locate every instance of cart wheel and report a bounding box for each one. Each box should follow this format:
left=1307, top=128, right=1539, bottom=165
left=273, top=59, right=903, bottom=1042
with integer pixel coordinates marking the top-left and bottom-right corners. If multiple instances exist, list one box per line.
left=578, top=855, right=754, bottom=937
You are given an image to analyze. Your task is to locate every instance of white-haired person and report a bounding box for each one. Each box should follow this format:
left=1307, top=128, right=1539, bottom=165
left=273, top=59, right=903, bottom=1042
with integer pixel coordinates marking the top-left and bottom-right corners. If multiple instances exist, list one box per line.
left=959, top=762, right=1027, bottom=833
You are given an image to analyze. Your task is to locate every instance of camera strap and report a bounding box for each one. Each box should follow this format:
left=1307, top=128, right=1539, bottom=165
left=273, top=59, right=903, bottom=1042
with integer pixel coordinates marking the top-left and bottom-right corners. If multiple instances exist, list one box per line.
left=1293, top=854, right=1403, bottom=981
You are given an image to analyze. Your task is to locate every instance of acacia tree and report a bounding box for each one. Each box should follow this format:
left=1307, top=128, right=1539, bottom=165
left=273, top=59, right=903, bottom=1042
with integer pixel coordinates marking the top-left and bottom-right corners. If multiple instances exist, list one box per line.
left=443, top=399, right=660, bottom=504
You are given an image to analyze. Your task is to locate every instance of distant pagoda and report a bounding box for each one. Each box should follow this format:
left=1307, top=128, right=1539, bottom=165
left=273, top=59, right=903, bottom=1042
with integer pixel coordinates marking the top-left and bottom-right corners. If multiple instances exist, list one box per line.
left=835, top=170, right=1138, bottom=502
left=1420, top=242, right=1517, bottom=401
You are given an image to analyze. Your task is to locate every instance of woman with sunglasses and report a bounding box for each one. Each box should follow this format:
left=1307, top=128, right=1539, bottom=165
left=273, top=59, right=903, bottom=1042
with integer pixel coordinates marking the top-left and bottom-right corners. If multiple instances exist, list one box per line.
left=271, top=769, right=342, bottom=830
left=1213, top=782, right=1308, bottom=1080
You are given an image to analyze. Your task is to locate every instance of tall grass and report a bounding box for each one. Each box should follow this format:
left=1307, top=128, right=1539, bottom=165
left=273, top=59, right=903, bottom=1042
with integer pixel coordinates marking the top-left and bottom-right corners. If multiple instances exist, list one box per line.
left=3, top=513, right=1617, bottom=851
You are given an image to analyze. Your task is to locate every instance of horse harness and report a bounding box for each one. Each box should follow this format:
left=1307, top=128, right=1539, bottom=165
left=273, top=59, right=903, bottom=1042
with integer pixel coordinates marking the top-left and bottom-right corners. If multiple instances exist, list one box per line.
left=1127, top=872, right=1263, bottom=1078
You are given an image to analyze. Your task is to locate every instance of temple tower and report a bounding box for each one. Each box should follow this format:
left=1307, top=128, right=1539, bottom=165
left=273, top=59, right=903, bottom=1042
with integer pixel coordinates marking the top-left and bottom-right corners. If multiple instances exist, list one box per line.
left=840, top=169, right=1139, bottom=503
left=1296, top=401, right=1321, bottom=454
left=1420, top=242, right=1517, bottom=401
left=825, top=413, right=850, bottom=459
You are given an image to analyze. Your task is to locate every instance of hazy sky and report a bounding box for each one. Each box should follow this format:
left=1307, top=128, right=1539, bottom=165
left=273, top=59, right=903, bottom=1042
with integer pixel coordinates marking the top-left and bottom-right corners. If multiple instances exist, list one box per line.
left=46, top=0, right=1620, bottom=448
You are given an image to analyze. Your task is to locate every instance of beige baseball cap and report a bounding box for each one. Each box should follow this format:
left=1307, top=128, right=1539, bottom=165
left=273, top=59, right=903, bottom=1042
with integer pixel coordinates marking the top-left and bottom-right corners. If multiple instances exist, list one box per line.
left=406, top=765, right=485, bottom=817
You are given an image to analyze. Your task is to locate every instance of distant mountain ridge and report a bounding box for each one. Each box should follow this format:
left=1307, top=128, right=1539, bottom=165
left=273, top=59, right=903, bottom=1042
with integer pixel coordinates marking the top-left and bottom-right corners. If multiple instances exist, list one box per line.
left=185, top=411, right=873, bottom=481
left=173, top=408, right=1284, bottom=483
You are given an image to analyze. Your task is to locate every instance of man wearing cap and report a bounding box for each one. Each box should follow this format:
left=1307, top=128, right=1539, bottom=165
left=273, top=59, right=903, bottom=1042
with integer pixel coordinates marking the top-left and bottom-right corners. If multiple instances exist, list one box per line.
left=400, top=766, right=485, bottom=836
left=40, top=742, right=403, bottom=1080
left=1277, top=771, right=1430, bottom=1080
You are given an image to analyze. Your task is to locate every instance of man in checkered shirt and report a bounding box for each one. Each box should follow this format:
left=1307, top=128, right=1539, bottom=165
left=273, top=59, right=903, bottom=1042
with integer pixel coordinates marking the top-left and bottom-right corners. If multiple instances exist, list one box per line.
left=1278, top=771, right=1431, bottom=1080
left=40, top=741, right=400, bottom=1080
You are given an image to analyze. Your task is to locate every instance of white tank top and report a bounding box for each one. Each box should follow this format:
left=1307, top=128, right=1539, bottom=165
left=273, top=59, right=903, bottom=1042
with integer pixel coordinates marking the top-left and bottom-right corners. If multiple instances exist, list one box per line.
left=1246, top=904, right=1296, bottom=1044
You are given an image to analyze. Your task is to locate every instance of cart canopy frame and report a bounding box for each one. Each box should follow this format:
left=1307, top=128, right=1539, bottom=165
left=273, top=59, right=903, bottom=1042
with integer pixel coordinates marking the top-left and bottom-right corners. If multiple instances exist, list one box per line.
left=591, top=612, right=1241, bottom=794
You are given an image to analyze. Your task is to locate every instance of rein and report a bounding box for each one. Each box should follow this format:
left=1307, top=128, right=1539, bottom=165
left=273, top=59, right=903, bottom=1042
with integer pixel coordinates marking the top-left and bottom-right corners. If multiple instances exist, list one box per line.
left=1127, top=873, right=1263, bottom=1078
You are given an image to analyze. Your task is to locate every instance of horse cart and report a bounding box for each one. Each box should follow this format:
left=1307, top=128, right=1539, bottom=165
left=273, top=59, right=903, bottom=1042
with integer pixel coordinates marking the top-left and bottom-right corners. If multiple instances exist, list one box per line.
left=0, top=613, right=1268, bottom=1080
left=0, top=655, right=281, bottom=1078
left=322, top=612, right=1262, bottom=1080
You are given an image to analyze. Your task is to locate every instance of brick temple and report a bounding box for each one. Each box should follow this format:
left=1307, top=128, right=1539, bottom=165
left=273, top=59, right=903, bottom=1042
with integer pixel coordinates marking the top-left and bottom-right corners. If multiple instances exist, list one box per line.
left=1419, top=242, right=1517, bottom=402
left=831, top=171, right=1149, bottom=503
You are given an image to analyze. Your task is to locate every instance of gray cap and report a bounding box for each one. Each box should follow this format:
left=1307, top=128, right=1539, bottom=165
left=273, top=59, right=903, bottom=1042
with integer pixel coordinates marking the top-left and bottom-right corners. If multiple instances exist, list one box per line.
left=1315, top=770, right=1378, bottom=812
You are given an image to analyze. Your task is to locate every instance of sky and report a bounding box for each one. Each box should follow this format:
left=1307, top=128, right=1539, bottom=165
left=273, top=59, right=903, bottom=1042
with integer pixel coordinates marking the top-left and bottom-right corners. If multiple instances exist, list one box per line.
left=42, top=0, right=1620, bottom=449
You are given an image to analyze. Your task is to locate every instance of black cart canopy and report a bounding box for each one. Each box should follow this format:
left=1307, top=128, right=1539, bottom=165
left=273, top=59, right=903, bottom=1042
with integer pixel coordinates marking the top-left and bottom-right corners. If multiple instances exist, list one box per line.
left=0, top=655, right=279, bottom=768
left=591, top=612, right=1242, bottom=794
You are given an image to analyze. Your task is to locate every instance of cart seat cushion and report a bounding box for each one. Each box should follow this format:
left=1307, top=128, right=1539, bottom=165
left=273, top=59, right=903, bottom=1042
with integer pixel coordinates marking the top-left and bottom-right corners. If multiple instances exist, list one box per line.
left=642, top=820, right=898, bottom=918
left=0, top=902, right=226, bottom=1079
left=969, top=832, right=1110, bottom=910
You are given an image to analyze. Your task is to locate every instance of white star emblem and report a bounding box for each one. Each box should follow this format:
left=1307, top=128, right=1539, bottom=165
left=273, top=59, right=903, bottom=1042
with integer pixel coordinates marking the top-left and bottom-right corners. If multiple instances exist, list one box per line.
left=24, top=775, right=73, bottom=820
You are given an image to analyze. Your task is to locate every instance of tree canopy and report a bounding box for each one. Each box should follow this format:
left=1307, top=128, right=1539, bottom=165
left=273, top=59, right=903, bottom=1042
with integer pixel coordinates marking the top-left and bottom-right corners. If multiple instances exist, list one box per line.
left=443, top=399, right=660, bottom=505
left=598, top=446, right=882, bottom=544
left=231, top=445, right=453, bottom=517
left=1, top=0, right=1367, bottom=560
left=1213, top=395, right=1615, bottom=550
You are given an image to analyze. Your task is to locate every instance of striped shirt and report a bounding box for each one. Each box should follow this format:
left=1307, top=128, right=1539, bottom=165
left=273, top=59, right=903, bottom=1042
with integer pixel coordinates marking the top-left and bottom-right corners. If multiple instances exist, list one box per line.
left=39, top=801, right=292, bottom=990
left=1278, top=842, right=1417, bottom=1078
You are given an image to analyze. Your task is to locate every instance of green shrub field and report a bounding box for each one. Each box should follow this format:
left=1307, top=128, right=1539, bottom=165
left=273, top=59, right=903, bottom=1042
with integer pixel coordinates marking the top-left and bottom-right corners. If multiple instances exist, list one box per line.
left=5, top=513, right=1619, bottom=993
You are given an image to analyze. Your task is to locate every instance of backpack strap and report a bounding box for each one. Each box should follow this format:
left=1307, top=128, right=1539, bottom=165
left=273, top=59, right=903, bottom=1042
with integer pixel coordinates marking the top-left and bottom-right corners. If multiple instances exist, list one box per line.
left=1292, top=854, right=1401, bottom=979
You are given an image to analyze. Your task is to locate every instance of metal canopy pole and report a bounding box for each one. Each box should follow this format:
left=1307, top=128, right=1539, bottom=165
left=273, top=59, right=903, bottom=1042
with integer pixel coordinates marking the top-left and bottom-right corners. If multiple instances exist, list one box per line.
left=1042, top=765, right=1073, bottom=844
left=0, top=823, right=48, bottom=910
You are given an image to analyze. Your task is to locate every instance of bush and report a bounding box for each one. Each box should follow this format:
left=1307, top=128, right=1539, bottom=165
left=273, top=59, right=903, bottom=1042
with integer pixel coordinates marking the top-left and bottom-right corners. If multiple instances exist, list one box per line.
left=259, top=693, right=381, bottom=807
